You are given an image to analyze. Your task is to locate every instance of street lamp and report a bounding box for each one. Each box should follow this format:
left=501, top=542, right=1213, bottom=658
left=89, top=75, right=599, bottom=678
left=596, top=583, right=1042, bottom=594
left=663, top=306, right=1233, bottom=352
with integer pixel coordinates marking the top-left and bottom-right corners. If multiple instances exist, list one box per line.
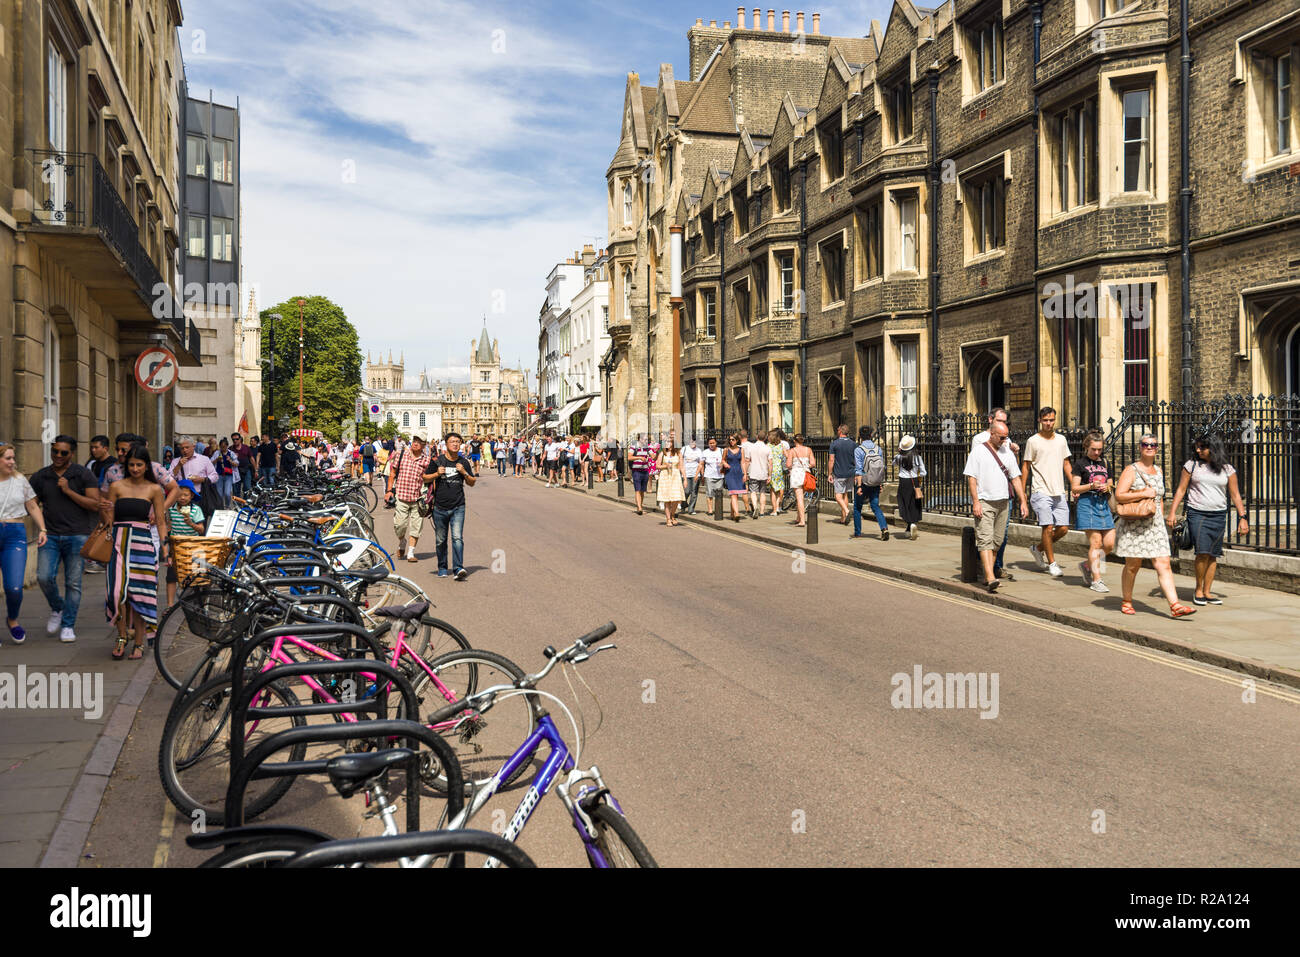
left=265, top=312, right=282, bottom=433
left=297, top=298, right=306, bottom=432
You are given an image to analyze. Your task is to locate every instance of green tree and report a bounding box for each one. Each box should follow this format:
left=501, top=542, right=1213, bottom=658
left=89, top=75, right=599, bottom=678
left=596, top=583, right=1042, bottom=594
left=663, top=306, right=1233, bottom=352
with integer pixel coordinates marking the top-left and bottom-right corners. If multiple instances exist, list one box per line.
left=260, top=296, right=362, bottom=436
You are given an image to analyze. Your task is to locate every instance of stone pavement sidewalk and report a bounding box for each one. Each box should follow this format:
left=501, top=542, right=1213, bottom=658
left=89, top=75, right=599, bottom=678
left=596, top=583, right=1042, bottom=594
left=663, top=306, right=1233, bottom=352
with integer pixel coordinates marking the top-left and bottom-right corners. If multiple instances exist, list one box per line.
left=536, top=472, right=1300, bottom=688
left=0, top=571, right=153, bottom=867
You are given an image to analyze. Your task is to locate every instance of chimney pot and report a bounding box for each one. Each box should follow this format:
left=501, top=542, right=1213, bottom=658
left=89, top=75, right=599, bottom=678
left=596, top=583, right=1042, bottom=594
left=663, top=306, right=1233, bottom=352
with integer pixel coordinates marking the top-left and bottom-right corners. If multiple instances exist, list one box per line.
left=753, top=8, right=761, bottom=29
left=796, top=11, right=804, bottom=32
left=737, top=6, right=745, bottom=27
left=782, top=10, right=790, bottom=31
left=723, top=20, right=731, bottom=28
left=696, top=17, right=703, bottom=25
left=812, top=12, right=820, bottom=33
left=709, top=19, right=717, bottom=26
left=767, top=8, right=775, bottom=29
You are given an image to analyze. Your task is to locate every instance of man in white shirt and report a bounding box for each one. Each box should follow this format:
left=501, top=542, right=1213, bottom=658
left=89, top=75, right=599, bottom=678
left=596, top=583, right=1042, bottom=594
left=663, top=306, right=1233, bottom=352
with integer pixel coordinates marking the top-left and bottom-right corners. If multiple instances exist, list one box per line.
left=1021, top=406, right=1074, bottom=578
left=963, top=421, right=1029, bottom=593
left=699, top=437, right=724, bottom=511
left=682, top=439, right=704, bottom=513
left=970, top=407, right=1020, bottom=579
left=544, top=434, right=563, bottom=487
left=743, top=431, right=771, bottom=519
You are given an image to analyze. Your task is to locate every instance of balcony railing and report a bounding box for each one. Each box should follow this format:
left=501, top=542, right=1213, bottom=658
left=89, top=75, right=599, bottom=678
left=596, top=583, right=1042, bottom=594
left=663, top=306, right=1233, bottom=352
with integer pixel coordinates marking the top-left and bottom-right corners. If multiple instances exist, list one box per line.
left=27, top=149, right=181, bottom=340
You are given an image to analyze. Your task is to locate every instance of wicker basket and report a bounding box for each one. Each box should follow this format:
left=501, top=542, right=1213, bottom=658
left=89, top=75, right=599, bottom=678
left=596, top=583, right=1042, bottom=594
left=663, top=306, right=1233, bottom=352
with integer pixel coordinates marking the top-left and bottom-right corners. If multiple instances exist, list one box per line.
left=171, top=536, right=233, bottom=585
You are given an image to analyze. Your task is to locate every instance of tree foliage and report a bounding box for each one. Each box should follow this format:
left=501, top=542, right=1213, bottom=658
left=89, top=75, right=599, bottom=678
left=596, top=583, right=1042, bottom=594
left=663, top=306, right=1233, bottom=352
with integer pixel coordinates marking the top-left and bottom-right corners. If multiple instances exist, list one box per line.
left=259, top=296, right=362, bottom=437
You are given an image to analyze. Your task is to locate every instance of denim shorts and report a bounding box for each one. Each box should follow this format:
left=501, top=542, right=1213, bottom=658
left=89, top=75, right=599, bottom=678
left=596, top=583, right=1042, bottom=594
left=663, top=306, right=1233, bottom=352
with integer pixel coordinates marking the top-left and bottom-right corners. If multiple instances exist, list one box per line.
left=632, top=470, right=649, bottom=492
left=1074, top=493, right=1114, bottom=531
left=1030, top=492, right=1070, bottom=527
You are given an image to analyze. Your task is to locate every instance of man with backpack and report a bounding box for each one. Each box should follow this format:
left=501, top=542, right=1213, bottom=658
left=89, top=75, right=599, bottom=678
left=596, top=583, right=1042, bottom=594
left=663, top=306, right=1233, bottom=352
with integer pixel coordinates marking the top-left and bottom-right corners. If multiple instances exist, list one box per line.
left=361, top=437, right=377, bottom=486
left=852, top=426, right=890, bottom=541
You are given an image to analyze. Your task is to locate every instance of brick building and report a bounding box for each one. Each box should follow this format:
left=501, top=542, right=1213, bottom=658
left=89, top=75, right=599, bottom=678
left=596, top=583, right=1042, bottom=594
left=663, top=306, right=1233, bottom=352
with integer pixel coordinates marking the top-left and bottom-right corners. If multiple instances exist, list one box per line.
left=646, top=1, right=1300, bottom=441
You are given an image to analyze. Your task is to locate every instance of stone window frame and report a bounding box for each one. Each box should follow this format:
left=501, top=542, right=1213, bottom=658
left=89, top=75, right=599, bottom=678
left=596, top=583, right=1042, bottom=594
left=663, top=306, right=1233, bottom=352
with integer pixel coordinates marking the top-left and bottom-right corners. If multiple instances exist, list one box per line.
left=1074, top=0, right=1143, bottom=36
left=1233, top=11, right=1300, bottom=176
left=1039, top=90, right=1099, bottom=223
left=818, top=106, right=847, bottom=190
left=853, top=196, right=885, bottom=287
left=817, top=228, right=849, bottom=310
left=732, top=182, right=751, bottom=236
left=770, top=245, right=801, bottom=315
left=958, top=335, right=1012, bottom=416
left=880, top=64, right=915, bottom=148
left=732, top=277, right=753, bottom=336
left=956, top=152, right=1012, bottom=264
left=957, top=0, right=1009, bottom=105
left=1098, top=63, right=1168, bottom=206
left=883, top=180, right=928, bottom=279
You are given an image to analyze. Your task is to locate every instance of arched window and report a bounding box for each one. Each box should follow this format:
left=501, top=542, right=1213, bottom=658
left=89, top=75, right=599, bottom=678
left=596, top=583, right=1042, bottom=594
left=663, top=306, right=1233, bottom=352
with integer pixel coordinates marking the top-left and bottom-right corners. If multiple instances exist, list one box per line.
left=419, top=412, right=426, bottom=427
left=386, top=411, right=393, bottom=422
left=44, top=321, right=60, bottom=430
left=402, top=412, right=409, bottom=427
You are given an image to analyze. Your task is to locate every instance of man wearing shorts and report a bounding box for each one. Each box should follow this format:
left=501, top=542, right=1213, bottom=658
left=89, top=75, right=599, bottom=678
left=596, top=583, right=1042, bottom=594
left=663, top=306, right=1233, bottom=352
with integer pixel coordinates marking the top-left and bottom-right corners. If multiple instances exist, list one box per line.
left=828, top=424, right=856, bottom=524
left=1021, top=406, right=1073, bottom=578
left=700, top=437, right=724, bottom=510
left=963, top=421, right=1029, bottom=592
left=544, top=433, right=563, bottom=486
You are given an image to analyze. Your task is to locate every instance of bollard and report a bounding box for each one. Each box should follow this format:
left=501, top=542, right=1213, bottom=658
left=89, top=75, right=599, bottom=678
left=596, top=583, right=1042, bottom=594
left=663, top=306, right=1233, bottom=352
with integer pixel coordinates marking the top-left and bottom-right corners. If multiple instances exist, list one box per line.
left=806, top=496, right=818, bottom=544
left=617, top=458, right=625, bottom=498
left=587, top=466, right=594, bottom=490
left=714, top=487, right=723, bottom=521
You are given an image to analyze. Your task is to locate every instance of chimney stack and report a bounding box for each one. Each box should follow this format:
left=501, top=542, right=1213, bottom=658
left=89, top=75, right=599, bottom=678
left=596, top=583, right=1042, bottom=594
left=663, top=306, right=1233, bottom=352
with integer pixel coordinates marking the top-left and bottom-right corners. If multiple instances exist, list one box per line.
left=812, top=12, right=820, bottom=33
left=737, top=6, right=745, bottom=28
left=796, top=11, right=804, bottom=32
left=767, top=9, right=775, bottom=29
left=753, top=8, right=761, bottom=29
left=723, top=19, right=731, bottom=28
left=782, top=10, right=790, bottom=31
left=696, top=17, right=703, bottom=25
left=709, top=19, right=717, bottom=26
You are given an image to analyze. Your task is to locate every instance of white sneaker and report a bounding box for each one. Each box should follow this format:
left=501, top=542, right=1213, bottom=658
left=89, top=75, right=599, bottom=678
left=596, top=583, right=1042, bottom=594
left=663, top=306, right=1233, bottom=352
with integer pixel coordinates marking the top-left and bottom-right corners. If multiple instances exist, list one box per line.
left=1048, top=562, right=1063, bottom=578
left=1077, top=560, right=1093, bottom=586
left=406, top=546, right=416, bottom=561
left=59, top=627, right=76, bottom=643
left=909, top=524, right=918, bottom=540
left=1089, top=580, right=1110, bottom=593
left=1029, top=544, right=1048, bottom=569
left=46, top=611, right=62, bottom=635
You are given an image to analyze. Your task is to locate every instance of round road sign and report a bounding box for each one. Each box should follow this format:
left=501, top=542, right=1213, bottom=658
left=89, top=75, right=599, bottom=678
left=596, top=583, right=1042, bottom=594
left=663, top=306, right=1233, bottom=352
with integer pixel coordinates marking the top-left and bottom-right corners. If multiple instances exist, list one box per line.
left=297, top=404, right=306, bottom=412
left=134, top=348, right=179, bottom=394
left=370, top=404, right=380, bottom=414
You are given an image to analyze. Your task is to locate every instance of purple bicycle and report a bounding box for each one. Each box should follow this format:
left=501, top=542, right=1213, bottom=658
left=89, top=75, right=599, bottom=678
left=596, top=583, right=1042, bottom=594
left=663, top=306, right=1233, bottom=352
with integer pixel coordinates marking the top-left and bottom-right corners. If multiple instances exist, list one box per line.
left=416, top=621, right=658, bottom=868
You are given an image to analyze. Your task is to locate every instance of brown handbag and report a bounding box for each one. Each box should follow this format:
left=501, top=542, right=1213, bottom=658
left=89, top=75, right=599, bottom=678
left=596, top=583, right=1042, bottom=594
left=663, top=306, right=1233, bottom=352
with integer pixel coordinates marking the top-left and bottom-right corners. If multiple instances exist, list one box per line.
left=81, top=522, right=115, bottom=563
left=1115, top=465, right=1160, bottom=519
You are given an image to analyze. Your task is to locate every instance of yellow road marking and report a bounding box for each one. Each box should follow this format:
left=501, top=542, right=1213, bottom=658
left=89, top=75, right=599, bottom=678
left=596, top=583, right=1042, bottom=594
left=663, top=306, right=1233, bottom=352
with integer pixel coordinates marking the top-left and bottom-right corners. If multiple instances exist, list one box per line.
left=153, top=802, right=176, bottom=868
left=689, top=520, right=1300, bottom=706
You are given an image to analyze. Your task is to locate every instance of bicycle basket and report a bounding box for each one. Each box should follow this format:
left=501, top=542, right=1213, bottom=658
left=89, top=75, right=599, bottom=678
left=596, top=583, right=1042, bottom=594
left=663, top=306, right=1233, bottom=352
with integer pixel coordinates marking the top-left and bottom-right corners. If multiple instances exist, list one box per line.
left=178, top=588, right=249, bottom=645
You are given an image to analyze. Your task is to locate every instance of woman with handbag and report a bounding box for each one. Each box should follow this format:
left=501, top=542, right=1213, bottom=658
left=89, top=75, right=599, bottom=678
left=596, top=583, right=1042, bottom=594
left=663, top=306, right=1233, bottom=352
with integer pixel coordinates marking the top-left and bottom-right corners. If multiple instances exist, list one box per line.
left=893, top=435, right=926, bottom=541
left=0, top=444, right=49, bottom=644
left=655, top=442, right=686, bottom=526
left=786, top=435, right=816, bottom=528
left=1114, top=434, right=1194, bottom=619
left=1166, top=432, right=1248, bottom=607
left=105, top=444, right=171, bottom=659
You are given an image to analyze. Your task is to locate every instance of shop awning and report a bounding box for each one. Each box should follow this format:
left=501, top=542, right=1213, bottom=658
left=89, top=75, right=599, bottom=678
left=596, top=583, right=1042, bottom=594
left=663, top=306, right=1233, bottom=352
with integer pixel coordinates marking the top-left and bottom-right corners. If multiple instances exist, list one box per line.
left=581, top=395, right=603, bottom=429
left=553, top=393, right=597, bottom=430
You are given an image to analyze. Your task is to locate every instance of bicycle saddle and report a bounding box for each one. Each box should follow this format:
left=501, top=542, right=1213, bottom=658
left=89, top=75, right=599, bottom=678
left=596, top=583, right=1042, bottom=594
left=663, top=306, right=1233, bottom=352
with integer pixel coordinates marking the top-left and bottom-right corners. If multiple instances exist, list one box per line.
left=372, top=601, right=429, bottom=621
left=326, top=748, right=415, bottom=798
left=346, top=565, right=390, bottom=583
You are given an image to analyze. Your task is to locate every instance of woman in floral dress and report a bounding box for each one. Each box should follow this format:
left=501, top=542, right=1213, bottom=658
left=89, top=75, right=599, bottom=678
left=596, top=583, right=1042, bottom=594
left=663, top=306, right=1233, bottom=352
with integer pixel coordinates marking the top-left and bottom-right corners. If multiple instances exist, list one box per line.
left=767, top=432, right=787, bottom=516
left=1114, top=433, right=1195, bottom=619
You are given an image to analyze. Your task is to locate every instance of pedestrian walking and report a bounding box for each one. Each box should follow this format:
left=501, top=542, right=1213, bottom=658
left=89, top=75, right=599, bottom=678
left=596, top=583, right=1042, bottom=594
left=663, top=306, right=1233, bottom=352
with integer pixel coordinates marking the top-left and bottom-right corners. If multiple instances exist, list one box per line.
left=971, top=408, right=1021, bottom=580
left=279, top=433, right=302, bottom=478
left=767, top=431, right=787, bottom=517
left=105, top=444, right=170, bottom=659
left=231, top=433, right=255, bottom=498
left=700, top=437, right=724, bottom=515
left=0, top=444, right=49, bottom=644
left=212, top=437, right=238, bottom=507
left=852, top=426, right=889, bottom=541
left=165, top=480, right=205, bottom=591
left=1070, top=429, right=1116, bottom=593
left=681, top=438, right=703, bottom=513
left=1166, top=432, right=1249, bottom=607
left=83, top=434, right=114, bottom=575
left=31, top=436, right=101, bottom=643
left=962, top=422, right=1030, bottom=592
left=656, top=441, right=686, bottom=526
left=426, top=432, right=476, bottom=580
left=1114, top=434, right=1195, bottom=618
left=893, top=434, right=926, bottom=540
left=629, top=437, right=653, bottom=515
left=256, top=433, right=278, bottom=486
left=386, top=435, right=432, bottom=562
left=744, top=430, right=771, bottom=519
left=361, top=437, right=377, bottom=485
left=496, top=439, right=508, bottom=476
left=787, top=434, right=815, bottom=527
left=1022, top=407, right=1074, bottom=578
left=722, top=434, right=746, bottom=521
left=828, top=424, right=856, bottom=525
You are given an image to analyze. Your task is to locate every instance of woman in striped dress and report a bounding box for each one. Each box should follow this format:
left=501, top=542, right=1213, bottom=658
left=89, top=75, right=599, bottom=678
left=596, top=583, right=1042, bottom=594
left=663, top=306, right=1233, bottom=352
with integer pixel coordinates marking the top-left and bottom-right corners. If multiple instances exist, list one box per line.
left=105, top=444, right=170, bottom=659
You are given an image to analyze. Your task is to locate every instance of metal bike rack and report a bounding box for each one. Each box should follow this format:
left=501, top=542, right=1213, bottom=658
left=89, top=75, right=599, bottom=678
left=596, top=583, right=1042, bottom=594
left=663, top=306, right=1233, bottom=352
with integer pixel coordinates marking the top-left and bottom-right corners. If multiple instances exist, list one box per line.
left=282, top=829, right=535, bottom=868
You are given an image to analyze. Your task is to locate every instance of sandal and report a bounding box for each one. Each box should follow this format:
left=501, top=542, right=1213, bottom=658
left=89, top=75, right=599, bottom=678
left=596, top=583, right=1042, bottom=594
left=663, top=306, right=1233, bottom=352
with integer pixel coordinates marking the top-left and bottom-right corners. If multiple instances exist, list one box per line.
left=1169, top=603, right=1197, bottom=619
left=1120, top=601, right=1136, bottom=615
left=128, top=643, right=144, bottom=660
left=112, top=637, right=128, bottom=660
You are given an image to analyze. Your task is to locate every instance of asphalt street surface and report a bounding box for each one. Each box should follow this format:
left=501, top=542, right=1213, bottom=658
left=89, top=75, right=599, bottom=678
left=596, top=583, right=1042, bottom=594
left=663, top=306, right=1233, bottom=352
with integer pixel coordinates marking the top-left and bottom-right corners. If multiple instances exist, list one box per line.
left=84, top=471, right=1300, bottom=866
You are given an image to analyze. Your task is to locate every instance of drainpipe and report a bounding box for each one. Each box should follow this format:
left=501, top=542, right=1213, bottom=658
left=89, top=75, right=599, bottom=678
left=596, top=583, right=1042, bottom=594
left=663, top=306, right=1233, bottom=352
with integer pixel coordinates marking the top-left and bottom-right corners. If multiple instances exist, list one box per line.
left=1179, top=0, right=1193, bottom=404
left=1032, top=2, right=1043, bottom=416
left=798, top=156, right=809, bottom=435
left=927, top=65, right=940, bottom=417
left=718, top=213, right=727, bottom=431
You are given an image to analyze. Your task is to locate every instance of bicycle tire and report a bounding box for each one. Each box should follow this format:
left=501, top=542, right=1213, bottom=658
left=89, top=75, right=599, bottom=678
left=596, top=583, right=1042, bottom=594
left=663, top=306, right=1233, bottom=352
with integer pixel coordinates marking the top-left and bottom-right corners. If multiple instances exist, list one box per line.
left=358, top=483, right=379, bottom=513
left=404, top=649, right=532, bottom=792
left=198, top=834, right=329, bottom=868
left=153, top=601, right=213, bottom=691
left=408, top=616, right=472, bottom=660
left=587, top=802, right=658, bottom=868
left=158, top=675, right=306, bottom=827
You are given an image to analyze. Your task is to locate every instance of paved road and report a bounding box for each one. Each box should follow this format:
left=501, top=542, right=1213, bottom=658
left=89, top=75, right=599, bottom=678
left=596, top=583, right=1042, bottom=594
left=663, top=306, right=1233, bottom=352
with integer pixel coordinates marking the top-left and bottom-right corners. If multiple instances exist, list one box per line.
left=84, top=471, right=1300, bottom=866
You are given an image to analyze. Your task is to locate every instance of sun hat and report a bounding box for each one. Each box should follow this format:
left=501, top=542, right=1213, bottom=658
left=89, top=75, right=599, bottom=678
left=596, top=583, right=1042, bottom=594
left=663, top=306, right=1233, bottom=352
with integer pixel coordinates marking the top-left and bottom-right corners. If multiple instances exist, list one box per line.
left=176, top=478, right=199, bottom=497
left=898, top=435, right=917, bottom=453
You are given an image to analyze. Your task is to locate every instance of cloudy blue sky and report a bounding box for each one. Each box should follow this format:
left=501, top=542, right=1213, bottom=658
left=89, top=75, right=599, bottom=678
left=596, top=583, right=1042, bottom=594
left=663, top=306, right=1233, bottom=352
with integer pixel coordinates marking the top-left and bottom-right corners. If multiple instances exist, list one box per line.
left=183, top=0, right=892, bottom=386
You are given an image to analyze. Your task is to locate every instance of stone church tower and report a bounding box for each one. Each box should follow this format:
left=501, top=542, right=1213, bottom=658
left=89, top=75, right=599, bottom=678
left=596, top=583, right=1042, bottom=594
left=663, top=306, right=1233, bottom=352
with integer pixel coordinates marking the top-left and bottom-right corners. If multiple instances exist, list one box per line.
left=366, top=350, right=405, bottom=391
left=470, top=326, right=501, bottom=389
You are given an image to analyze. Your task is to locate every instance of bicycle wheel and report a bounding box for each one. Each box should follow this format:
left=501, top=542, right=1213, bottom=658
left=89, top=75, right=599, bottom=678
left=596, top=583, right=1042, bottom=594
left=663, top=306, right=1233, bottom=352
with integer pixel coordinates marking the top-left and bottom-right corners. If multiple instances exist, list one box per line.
left=158, top=675, right=306, bottom=827
left=586, top=802, right=658, bottom=868
left=357, top=483, right=379, bottom=513
left=408, top=616, right=471, bottom=660
left=362, top=573, right=428, bottom=616
left=405, top=649, right=532, bottom=793
left=153, top=602, right=213, bottom=691
left=198, top=834, right=328, bottom=869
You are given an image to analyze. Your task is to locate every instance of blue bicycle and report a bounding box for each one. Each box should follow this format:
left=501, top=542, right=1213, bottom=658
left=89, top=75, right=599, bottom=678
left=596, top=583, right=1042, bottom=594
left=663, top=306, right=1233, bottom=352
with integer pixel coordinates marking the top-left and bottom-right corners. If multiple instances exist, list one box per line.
left=413, top=622, right=658, bottom=868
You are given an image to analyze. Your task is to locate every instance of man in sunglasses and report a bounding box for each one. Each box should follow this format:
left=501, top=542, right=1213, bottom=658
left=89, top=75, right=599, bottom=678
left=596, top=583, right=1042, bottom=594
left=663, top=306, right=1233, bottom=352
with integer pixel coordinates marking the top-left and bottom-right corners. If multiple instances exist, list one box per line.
left=30, top=436, right=101, bottom=642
